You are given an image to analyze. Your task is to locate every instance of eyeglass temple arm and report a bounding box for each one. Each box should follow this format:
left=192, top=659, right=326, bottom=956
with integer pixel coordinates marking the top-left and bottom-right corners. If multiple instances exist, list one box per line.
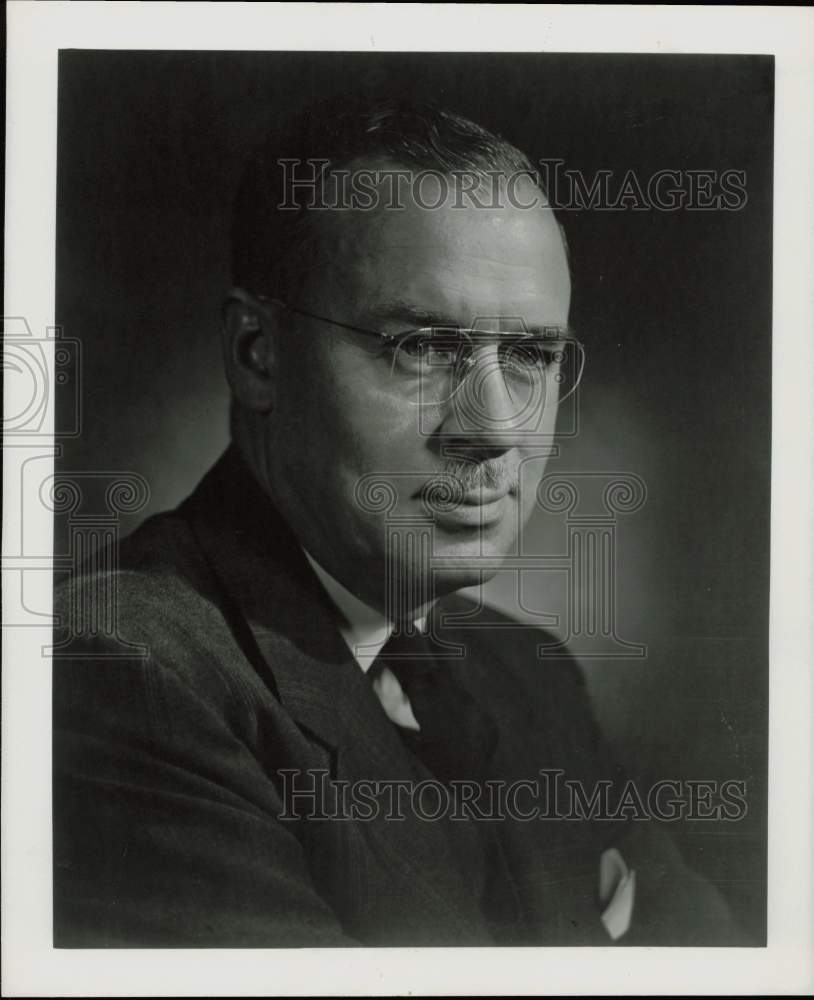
left=257, top=295, right=583, bottom=348
left=257, top=296, right=395, bottom=345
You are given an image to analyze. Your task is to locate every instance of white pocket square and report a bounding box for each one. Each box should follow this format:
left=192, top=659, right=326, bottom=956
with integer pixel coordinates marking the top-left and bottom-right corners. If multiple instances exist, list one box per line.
left=599, top=846, right=636, bottom=941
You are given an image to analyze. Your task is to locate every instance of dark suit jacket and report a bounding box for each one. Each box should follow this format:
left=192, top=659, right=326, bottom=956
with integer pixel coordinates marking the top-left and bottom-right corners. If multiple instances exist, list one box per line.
left=53, top=447, right=746, bottom=947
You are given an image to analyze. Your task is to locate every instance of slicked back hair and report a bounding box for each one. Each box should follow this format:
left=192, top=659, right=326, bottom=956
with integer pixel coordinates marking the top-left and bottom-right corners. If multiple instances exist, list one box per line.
left=231, top=97, right=556, bottom=300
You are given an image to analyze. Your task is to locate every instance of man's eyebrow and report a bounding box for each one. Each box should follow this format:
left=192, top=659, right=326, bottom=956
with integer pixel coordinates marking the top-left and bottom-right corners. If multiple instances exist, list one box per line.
left=362, top=298, right=464, bottom=329
left=363, top=297, right=575, bottom=337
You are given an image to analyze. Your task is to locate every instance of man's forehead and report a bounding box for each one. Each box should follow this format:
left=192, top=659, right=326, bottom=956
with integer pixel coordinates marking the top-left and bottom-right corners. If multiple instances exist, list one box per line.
left=298, top=163, right=568, bottom=298
left=300, top=171, right=570, bottom=322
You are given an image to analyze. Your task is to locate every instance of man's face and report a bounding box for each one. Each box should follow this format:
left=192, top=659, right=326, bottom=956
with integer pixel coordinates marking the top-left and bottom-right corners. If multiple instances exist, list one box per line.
left=264, top=167, right=571, bottom=614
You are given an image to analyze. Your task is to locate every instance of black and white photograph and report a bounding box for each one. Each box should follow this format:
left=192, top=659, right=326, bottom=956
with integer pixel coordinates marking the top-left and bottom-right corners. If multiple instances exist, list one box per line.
left=4, top=3, right=813, bottom=996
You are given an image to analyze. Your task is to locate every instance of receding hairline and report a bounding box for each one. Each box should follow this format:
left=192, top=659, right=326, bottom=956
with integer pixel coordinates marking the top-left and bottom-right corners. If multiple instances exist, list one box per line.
left=314, top=152, right=552, bottom=203
left=260, top=155, right=568, bottom=298
left=231, top=98, right=567, bottom=295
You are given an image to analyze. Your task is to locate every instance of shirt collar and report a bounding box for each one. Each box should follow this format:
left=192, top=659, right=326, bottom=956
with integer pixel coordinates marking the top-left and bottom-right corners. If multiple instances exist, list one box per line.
left=302, top=548, right=426, bottom=672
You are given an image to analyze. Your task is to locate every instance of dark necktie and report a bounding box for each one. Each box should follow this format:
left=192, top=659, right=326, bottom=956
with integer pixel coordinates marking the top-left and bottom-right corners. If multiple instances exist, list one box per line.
left=372, top=625, right=499, bottom=785
left=372, top=624, right=525, bottom=941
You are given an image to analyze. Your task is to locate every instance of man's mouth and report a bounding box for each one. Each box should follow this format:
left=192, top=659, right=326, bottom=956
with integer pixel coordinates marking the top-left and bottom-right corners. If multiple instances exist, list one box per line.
left=459, top=484, right=512, bottom=505
left=418, top=469, right=517, bottom=521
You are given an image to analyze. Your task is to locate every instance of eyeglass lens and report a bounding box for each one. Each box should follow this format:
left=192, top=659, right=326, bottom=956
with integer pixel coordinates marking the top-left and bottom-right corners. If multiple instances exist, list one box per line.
left=388, top=329, right=584, bottom=406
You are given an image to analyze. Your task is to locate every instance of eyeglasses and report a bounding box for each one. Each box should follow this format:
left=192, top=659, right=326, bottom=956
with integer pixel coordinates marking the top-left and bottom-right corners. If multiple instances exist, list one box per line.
left=258, top=296, right=585, bottom=409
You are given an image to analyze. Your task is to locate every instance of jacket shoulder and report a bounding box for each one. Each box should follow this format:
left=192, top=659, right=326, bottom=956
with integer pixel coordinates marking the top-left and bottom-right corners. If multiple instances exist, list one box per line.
left=438, top=591, right=586, bottom=688
left=53, top=510, right=267, bottom=715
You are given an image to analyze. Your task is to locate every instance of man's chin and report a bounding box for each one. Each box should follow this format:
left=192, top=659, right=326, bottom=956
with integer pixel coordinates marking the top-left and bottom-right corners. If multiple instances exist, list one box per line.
left=429, top=562, right=501, bottom=599
left=427, top=532, right=515, bottom=595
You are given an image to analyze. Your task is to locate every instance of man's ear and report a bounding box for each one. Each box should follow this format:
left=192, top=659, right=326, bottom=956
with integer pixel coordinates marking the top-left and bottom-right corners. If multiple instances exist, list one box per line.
left=220, top=289, right=278, bottom=413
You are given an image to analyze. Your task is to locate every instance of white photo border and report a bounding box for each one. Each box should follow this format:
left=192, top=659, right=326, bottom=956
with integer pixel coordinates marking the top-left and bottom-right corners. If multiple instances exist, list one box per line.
left=4, top=3, right=813, bottom=995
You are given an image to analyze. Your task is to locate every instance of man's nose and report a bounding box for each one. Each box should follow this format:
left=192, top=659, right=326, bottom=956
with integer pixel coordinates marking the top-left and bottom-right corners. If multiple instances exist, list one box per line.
left=437, top=345, right=548, bottom=448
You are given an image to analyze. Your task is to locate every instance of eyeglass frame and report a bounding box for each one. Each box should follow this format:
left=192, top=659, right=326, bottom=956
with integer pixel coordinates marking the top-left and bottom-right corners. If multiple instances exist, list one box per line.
left=252, top=294, right=585, bottom=407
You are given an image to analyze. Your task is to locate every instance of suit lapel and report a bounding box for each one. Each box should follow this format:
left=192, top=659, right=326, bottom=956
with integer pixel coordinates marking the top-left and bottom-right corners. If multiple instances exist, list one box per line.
left=437, top=602, right=609, bottom=945
left=179, top=448, right=493, bottom=941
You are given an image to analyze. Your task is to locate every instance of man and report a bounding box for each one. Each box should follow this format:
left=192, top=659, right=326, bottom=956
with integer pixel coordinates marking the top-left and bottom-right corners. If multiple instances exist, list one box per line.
left=53, top=98, right=745, bottom=946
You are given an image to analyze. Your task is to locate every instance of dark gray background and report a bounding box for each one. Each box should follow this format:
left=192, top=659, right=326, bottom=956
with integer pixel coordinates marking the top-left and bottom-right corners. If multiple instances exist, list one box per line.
left=56, top=50, right=772, bottom=941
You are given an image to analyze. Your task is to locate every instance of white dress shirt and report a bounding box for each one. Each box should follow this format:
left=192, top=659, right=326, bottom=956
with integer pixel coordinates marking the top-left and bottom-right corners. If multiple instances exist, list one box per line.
left=302, top=549, right=422, bottom=731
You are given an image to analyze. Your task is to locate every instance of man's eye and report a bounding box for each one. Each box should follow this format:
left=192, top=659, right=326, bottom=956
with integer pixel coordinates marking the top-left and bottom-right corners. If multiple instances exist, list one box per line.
left=499, top=341, right=549, bottom=370
left=397, top=337, right=424, bottom=358
left=395, top=336, right=457, bottom=367
left=389, top=334, right=569, bottom=377
left=426, top=342, right=458, bottom=364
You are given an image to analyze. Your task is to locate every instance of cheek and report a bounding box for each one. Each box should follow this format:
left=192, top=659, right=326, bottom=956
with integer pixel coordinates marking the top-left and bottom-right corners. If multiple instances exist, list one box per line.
left=286, top=358, right=421, bottom=500
left=517, top=438, right=558, bottom=518
left=319, top=357, right=419, bottom=456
